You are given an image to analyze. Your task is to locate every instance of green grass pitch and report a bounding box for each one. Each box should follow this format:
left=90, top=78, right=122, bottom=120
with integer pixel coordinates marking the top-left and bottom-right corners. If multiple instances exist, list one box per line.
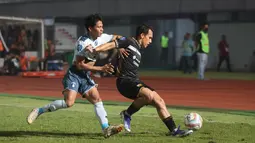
left=0, top=95, right=255, bottom=143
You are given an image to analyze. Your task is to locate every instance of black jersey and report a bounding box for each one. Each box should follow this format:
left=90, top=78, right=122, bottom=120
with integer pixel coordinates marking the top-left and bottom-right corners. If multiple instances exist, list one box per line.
left=115, top=37, right=142, bottom=79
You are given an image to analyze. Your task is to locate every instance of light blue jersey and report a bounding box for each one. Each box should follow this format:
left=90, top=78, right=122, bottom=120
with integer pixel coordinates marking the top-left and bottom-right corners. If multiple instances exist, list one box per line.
left=63, top=33, right=114, bottom=95
left=72, top=33, right=114, bottom=63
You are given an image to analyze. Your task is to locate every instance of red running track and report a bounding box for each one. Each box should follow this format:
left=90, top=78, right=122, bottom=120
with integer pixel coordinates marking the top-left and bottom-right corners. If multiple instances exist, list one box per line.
left=0, top=76, right=254, bottom=111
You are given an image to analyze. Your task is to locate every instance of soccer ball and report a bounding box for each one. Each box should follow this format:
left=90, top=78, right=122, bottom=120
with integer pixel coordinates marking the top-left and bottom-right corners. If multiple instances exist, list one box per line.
left=184, top=112, right=203, bottom=130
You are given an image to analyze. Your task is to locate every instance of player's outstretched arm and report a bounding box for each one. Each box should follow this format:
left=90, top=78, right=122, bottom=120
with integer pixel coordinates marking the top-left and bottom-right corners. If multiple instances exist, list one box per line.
left=75, top=55, right=114, bottom=74
left=95, top=36, right=130, bottom=53
left=95, top=41, right=117, bottom=52
left=111, top=35, right=130, bottom=58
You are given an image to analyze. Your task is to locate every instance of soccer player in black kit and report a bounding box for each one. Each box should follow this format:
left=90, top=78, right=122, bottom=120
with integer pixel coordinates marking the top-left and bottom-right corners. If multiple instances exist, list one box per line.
left=90, top=24, right=193, bottom=137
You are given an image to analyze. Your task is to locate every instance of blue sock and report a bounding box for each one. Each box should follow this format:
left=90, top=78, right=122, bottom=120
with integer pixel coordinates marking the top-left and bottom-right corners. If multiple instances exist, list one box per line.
left=102, top=123, right=109, bottom=130
left=38, top=108, right=44, bottom=114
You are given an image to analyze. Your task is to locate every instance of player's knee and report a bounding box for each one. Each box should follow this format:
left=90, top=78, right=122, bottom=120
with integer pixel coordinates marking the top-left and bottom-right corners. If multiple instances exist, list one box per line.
left=65, top=99, right=75, bottom=107
left=63, top=90, right=76, bottom=107
left=92, top=96, right=102, bottom=104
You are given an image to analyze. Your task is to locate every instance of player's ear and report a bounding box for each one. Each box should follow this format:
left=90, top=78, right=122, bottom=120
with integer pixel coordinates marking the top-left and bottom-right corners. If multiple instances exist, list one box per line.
left=140, top=33, right=145, bottom=39
left=88, top=26, right=93, bottom=32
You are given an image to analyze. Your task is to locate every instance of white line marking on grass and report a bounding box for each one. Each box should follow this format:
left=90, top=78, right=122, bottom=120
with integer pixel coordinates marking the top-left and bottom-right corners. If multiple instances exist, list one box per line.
left=0, top=103, right=253, bottom=125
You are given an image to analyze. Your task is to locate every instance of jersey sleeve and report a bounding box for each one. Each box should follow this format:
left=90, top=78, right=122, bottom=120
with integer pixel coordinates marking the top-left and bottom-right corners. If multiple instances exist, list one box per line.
left=76, top=40, right=88, bottom=56
left=100, top=33, right=114, bottom=43
left=75, top=37, right=96, bottom=61
left=115, top=37, right=131, bottom=49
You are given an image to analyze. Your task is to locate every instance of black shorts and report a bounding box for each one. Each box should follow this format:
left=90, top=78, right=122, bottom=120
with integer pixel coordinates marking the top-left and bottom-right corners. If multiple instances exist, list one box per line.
left=116, top=77, right=154, bottom=100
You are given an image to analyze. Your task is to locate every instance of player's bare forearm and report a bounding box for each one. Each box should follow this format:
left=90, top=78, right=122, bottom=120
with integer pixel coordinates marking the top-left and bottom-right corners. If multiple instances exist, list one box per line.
left=95, top=42, right=116, bottom=52
left=85, top=65, right=103, bottom=72
left=76, top=61, right=103, bottom=72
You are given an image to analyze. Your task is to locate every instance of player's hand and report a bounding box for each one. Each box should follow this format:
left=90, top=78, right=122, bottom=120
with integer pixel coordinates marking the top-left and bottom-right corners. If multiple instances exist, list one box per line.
left=85, top=45, right=96, bottom=53
left=102, top=63, right=114, bottom=74
left=119, top=48, right=129, bottom=59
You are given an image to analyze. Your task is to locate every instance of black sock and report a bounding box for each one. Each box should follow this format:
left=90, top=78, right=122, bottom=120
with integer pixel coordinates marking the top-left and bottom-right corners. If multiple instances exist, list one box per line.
left=126, top=103, right=140, bottom=116
left=163, top=116, right=177, bottom=132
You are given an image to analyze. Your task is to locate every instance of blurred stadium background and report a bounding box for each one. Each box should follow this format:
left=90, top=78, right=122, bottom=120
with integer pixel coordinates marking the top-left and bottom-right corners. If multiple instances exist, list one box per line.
left=0, top=0, right=255, bottom=76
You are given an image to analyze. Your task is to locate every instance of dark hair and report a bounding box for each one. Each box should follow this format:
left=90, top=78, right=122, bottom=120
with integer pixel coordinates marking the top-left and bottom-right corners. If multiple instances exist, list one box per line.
left=135, top=24, right=153, bottom=38
left=84, top=14, right=103, bottom=31
left=200, top=22, right=209, bottom=29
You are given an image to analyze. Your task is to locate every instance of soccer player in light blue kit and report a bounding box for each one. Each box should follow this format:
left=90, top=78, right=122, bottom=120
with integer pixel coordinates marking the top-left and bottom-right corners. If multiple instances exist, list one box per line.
left=27, top=14, right=124, bottom=138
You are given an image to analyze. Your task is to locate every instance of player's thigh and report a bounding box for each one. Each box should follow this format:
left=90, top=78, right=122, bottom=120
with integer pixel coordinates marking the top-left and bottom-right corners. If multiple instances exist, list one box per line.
left=62, top=72, right=80, bottom=103
left=62, top=73, right=79, bottom=106
left=138, top=86, right=156, bottom=103
left=83, top=86, right=101, bottom=104
left=139, top=87, right=165, bottom=107
left=79, top=77, right=99, bottom=104
left=62, top=90, right=78, bottom=107
left=116, top=78, right=154, bottom=100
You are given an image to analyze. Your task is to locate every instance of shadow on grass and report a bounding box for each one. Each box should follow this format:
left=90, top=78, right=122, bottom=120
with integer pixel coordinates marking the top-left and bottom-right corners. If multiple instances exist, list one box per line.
left=0, top=130, right=103, bottom=140
left=119, top=131, right=169, bottom=138
left=0, top=131, right=163, bottom=139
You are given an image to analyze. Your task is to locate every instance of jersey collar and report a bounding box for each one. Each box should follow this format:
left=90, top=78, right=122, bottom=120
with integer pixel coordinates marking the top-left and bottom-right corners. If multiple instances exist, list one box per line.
left=85, top=33, right=96, bottom=41
left=132, top=37, right=142, bottom=49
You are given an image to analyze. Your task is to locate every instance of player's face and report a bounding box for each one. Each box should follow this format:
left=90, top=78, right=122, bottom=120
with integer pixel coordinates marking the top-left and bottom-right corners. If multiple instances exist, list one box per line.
left=89, top=20, right=104, bottom=39
left=203, top=24, right=209, bottom=32
left=141, top=29, right=153, bottom=48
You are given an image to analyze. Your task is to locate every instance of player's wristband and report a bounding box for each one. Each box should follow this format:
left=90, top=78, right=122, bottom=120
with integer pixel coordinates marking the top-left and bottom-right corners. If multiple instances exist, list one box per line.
left=114, top=39, right=119, bottom=48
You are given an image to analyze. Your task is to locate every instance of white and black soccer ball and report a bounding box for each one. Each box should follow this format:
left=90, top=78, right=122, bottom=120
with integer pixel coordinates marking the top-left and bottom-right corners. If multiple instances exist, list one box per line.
left=184, top=112, right=203, bottom=130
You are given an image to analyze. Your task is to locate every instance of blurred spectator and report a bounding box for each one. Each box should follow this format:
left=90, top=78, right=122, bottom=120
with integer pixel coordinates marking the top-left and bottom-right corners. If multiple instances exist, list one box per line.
left=9, top=44, right=20, bottom=56
left=45, top=44, right=64, bottom=71
left=217, top=34, right=232, bottom=72
left=18, top=43, right=25, bottom=51
left=39, top=40, right=52, bottom=71
left=19, top=51, right=28, bottom=72
left=0, top=52, right=20, bottom=76
left=29, top=56, right=39, bottom=71
left=181, top=33, right=194, bottom=74
left=0, top=24, right=43, bottom=73
left=160, top=32, right=169, bottom=66
left=44, top=39, right=49, bottom=57
left=191, top=33, right=198, bottom=70
left=18, top=29, right=28, bottom=50
left=3, top=25, right=39, bottom=53
left=196, top=23, right=210, bottom=80
left=45, top=40, right=52, bottom=56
